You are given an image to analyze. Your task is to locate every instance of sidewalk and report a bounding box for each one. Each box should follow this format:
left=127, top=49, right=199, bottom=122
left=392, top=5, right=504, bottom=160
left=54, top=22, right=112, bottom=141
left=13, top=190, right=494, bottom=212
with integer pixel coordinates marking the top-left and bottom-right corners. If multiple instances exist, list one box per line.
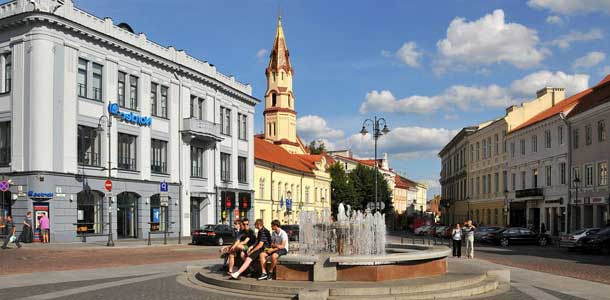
left=7, top=236, right=192, bottom=250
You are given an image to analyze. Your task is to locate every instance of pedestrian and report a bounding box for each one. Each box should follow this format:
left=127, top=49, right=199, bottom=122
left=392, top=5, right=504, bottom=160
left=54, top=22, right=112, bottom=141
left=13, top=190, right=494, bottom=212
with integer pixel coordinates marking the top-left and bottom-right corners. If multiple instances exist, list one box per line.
left=19, top=211, right=33, bottom=243
left=451, top=223, right=462, bottom=258
left=1, top=215, right=21, bottom=249
left=40, top=212, right=50, bottom=243
left=463, top=220, right=476, bottom=259
left=540, top=222, right=546, bottom=234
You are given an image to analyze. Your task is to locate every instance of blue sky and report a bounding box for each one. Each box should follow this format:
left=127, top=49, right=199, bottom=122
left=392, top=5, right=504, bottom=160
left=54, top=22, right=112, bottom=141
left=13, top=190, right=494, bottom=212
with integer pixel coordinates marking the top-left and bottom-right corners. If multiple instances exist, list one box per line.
left=76, top=0, right=610, bottom=198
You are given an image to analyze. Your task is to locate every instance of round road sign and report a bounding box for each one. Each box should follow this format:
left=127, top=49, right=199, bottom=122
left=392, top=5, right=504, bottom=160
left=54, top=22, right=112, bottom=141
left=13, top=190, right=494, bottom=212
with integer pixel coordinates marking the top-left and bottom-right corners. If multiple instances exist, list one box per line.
left=104, top=180, right=113, bottom=191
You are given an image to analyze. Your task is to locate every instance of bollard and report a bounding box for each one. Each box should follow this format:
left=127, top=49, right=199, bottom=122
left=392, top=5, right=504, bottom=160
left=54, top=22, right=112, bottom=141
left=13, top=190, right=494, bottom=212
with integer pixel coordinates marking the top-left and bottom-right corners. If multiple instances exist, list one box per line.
left=148, top=231, right=151, bottom=246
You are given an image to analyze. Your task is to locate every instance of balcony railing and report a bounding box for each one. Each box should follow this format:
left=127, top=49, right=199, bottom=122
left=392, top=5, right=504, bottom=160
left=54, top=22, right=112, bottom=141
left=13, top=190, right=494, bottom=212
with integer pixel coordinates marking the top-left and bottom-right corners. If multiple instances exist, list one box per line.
left=118, top=157, right=137, bottom=171
left=182, top=118, right=222, bottom=142
left=515, top=188, right=543, bottom=198
left=78, top=83, right=87, bottom=97
left=151, top=161, right=167, bottom=174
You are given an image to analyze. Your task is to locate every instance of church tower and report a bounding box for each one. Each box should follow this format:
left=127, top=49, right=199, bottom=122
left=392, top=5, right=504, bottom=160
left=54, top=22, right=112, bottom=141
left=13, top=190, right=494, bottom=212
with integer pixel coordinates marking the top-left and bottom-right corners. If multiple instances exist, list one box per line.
left=264, top=15, right=303, bottom=154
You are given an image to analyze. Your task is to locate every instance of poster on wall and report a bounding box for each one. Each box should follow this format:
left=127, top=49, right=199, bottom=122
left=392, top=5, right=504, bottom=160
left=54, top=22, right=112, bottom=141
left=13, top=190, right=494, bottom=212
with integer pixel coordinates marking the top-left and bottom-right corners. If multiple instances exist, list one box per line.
left=152, top=208, right=160, bottom=223
left=77, top=210, right=84, bottom=221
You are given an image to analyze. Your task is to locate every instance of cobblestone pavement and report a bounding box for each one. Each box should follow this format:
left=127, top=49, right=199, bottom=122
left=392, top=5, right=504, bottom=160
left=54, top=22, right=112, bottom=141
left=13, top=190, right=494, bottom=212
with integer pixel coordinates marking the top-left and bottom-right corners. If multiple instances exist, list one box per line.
left=0, top=243, right=220, bottom=275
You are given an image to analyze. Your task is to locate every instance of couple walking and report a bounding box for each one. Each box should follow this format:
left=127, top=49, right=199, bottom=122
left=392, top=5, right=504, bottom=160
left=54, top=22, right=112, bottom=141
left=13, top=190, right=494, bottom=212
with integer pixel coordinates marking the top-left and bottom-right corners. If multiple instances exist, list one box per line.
left=2, top=211, right=35, bottom=249
left=451, top=220, right=476, bottom=259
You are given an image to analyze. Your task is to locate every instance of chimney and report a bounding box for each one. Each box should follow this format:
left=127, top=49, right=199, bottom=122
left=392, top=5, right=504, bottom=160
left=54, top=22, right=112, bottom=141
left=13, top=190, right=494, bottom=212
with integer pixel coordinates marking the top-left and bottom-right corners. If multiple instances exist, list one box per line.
left=536, top=87, right=565, bottom=106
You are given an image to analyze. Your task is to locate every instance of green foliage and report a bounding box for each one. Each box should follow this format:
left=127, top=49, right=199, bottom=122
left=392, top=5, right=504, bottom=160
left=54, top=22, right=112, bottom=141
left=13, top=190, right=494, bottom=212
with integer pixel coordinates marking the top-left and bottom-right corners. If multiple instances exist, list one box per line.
left=329, top=163, right=393, bottom=216
left=308, top=140, right=326, bottom=155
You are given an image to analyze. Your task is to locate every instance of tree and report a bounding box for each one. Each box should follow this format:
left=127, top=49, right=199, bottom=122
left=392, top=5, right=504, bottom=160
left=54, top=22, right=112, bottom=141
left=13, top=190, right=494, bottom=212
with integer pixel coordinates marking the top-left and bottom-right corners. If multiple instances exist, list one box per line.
left=328, top=163, right=358, bottom=216
left=348, top=164, right=392, bottom=212
left=308, top=140, right=326, bottom=155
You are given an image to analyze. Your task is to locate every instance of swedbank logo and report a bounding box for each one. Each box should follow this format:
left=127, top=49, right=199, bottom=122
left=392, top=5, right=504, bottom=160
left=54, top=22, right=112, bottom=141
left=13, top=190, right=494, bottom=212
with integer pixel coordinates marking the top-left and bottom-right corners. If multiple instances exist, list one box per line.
left=108, top=103, right=152, bottom=126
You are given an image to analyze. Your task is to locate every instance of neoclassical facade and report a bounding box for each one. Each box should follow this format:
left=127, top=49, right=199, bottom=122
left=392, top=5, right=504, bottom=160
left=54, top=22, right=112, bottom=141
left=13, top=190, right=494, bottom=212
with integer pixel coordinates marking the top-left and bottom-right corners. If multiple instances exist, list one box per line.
left=0, top=0, right=258, bottom=242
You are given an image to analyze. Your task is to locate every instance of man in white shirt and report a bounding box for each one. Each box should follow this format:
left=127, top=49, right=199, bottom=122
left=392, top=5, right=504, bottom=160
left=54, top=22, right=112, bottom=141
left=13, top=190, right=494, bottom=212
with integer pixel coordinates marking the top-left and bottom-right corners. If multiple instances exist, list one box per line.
left=258, top=219, right=288, bottom=280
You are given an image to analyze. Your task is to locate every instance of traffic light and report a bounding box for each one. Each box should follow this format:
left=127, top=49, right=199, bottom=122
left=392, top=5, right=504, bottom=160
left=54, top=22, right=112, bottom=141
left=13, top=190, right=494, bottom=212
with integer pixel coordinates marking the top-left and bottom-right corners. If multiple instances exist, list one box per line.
left=239, top=193, right=251, bottom=210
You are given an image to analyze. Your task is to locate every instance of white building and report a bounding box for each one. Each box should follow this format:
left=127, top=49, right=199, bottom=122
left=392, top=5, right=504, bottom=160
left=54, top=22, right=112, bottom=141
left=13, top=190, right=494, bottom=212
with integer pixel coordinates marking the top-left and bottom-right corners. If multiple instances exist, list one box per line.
left=0, top=0, right=259, bottom=242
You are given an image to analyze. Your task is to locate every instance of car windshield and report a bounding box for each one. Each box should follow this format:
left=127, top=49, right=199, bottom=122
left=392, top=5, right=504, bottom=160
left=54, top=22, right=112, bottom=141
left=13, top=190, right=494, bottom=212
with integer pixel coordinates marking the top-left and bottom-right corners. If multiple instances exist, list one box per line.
left=571, top=229, right=587, bottom=235
left=201, top=225, right=216, bottom=231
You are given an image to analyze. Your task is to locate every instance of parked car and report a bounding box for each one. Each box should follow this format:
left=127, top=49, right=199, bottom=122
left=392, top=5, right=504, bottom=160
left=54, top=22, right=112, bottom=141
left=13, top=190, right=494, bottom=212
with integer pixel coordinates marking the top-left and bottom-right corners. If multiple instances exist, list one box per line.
left=474, top=226, right=502, bottom=243
left=191, top=224, right=236, bottom=246
left=414, top=225, right=430, bottom=235
left=281, top=224, right=300, bottom=241
left=434, top=226, right=447, bottom=237
left=489, top=227, right=552, bottom=247
left=578, top=227, right=610, bottom=254
left=560, top=228, right=600, bottom=250
left=425, top=225, right=439, bottom=236
left=440, top=226, right=453, bottom=238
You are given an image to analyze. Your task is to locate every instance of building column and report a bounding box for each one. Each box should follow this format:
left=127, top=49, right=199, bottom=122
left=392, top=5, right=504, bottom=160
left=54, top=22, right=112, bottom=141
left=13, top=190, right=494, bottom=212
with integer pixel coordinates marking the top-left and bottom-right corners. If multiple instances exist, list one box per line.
left=592, top=205, right=599, bottom=228
left=579, top=206, right=585, bottom=230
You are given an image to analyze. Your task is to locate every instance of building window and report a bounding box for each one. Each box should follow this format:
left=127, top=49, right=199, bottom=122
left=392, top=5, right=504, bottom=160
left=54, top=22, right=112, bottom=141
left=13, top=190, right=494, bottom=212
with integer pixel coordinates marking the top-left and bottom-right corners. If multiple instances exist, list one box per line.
left=476, top=142, right=480, bottom=161
left=494, top=173, right=499, bottom=193
left=558, top=126, right=564, bottom=145
left=0, top=122, right=10, bottom=166
left=533, top=169, right=538, bottom=188
left=585, top=164, right=594, bottom=186
left=520, top=139, right=525, bottom=155
left=76, top=191, right=103, bottom=234
left=2, top=53, right=11, bottom=93
left=190, top=146, right=204, bottom=178
left=482, top=176, right=486, bottom=194
left=305, top=186, right=310, bottom=203
left=502, top=171, right=507, bottom=192
left=190, top=96, right=196, bottom=118
left=494, top=134, right=499, bottom=156
left=150, top=139, right=168, bottom=174
left=521, top=171, right=526, bottom=189
left=238, top=156, right=247, bottom=183
left=531, top=135, right=537, bottom=153
left=487, top=137, right=492, bottom=158
left=545, top=130, right=551, bottom=148
left=598, top=162, right=608, bottom=186
left=585, top=125, right=592, bottom=145
left=470, top=145, right=474, bottom=162
left=92, top=63, right=103, bottom=101
left=160, top=86, right=168, bottom=118
left=272, top=93, right=277, bottom=107
left=77, top=125, right=101, bottom=167
left=502, top=130, right=507, bottom=153
left=573, top=129, right=579, bottom=149
left=482, top=139, right=487, bottom=159
left=117, top=133, right=137, bottom=171
left=560, top=162, right=566, bottom=185
left=598, top=120, right=606, bottom=142
left=510, top=142, right=515, bottom=158
left=129, top=75, right=138, bottom=110
left=259, top=178, right=265, bottom=199
left=220, top=107, right=231, bottom=135
left=118, top=72, right=126, bottom=107
left=476, top=177, right=480, bottom=195
left=545, top=165, right=552, bottom=187
left=77, top=58, right=88, bottom=98
left=151, top=83, right=158, bottom=116
left=572, top=167, right=580, bottom=187
left=511, top=173, right=516, bottom=191
left=197, top=98, right=204, bottom=120
left=220, top=153, right=231, bottom=182
left=238, top=113, right=247, bottom=140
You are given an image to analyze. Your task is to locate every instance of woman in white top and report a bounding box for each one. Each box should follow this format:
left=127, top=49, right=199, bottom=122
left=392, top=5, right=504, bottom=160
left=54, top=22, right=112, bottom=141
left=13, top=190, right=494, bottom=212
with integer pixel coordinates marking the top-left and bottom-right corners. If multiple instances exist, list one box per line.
left=451, top=223, right=462, bottom=258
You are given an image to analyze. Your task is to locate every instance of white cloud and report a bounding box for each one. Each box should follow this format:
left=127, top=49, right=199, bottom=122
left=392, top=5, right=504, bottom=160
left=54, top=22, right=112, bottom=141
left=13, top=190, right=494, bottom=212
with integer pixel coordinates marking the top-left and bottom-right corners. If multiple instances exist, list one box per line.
left=600, top=65, right=610, bottom=76
left=296, top=115, right=345, bottom=144
left=546, top=15, right=564, bottom=25
left=550, top=28, right=603, bottom=49
left=256, top=48, right=268, bottom=59
left=418, top=179, right=441, bottom=190
left=361, top=70, right=590, bottom=115
left=572, top=51, right=606, bottom=69
left=395, top=42, right=422, bottom=67
left=528, top=0, right=610, bottom=15
left=436, top=9, right=547, bottom=72
left=510, top=71, right=590, bottom=96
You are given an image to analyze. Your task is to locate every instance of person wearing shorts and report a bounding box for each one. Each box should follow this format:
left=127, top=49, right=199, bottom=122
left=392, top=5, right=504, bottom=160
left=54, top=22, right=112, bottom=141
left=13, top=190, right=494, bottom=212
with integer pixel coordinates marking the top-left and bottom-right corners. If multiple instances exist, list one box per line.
left=258, top=219, right=289, bottom=280
left=226, top=219, right=255, bottom=274
left=230, top=219, right=271, bottom=280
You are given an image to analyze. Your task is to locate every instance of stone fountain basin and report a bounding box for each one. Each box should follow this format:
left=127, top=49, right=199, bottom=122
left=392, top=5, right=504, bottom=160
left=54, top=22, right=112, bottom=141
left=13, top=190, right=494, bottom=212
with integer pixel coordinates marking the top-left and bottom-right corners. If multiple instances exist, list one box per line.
left=276, top=244, right=451, bottom=282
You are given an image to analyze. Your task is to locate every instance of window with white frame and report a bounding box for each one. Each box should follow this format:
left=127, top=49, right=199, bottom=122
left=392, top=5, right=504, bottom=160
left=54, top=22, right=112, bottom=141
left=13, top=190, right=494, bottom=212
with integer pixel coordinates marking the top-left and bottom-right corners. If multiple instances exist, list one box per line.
left=585, top=164, right=594, bottom=186
left=1, top=53, right=11, bottom=93
left=92, top=63, right=102, bottom=101
left=598, top=162, right=607, bottom=186
left=573, top=129, right=579, bottom=149
left=511, top=173, right=516, bottom=191
left=572, top=167, right=580, bottom=187
left=151, top=83, right=158, bottom=116
left=531, top=135, right=537, bottom=153
left=238, top=156, right=247, bottom=183
left=118, top=71, right=126, bottom=107
left=197, top=97, right=204, bottom=120
left=238, top=113, right=247, bottom=140
left=482, top=139, right=487, bottom=159
left=560, top=162, right=566, bottom=185
left=117, top=133, right=137, bottom=171
left=220, top=153, right=231, bottom=182
left=558, top=126, right=564, bottom=145
left=598, top=120, right=606, bottom=142
left=487, top=137, right=492, bottom=158
left=150, top=83, right=168, bottom=117
left=545, top=130, right=551, bottom=148
left=160, top=86, right=168, bottom=117
left=190, top=146, right=204, bottom=177
left=520, top=139, right=525, bottom=155
left=545, top=165, right=551, bottom=186
left=150, top=139, right=168, bottom=174
left=77, top=58, right=87, bottom=98
left=0, top=121, right=10, bottom=166
left=129, top=75, right=138, bottom=110
left=585, top=125, right=592, bottom=145
left=494, top=134, right=499, bottom=156
left=220, top=106, right=231, bottom=135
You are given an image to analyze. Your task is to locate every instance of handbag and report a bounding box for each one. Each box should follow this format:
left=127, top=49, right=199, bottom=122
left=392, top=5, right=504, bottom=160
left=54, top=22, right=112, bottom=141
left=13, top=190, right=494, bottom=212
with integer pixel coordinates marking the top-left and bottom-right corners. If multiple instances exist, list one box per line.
left=9, top=234, right=16, bottom=243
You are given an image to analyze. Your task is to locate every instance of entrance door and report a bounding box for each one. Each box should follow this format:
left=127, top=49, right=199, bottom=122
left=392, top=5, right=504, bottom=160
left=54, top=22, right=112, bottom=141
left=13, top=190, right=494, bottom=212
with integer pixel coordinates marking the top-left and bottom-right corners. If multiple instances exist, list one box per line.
left=117, top=192, right=139, bottom=239
left=190, top=198, right=202, bottom=232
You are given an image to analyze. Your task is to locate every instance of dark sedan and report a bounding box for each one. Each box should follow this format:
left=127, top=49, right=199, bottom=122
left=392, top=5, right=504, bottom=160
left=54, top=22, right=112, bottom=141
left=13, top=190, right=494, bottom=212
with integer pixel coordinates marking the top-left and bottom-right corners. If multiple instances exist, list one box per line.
left=579, top=227, right=610, bottom=254
left=281, top=224, right=299, bottom=241
left=191, top=224, right=236, bottom=246
left=474, top=226, right=502, bottom=243
left=489, top=227, right=552, bottom=247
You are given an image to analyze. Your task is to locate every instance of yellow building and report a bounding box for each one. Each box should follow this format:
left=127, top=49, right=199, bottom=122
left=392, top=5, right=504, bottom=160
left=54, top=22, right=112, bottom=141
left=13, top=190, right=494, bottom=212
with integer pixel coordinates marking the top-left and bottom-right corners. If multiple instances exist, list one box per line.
left=253, top=16, right=331, bottom=226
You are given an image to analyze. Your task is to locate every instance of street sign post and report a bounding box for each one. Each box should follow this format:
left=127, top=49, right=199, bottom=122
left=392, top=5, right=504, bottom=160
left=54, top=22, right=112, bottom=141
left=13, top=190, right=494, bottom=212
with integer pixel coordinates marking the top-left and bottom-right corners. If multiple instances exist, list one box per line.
left=104, top=180, right=112, bottom=191
left=160, top=194, right=169, bottom=207
left=0, top=179, right=9, bottom=192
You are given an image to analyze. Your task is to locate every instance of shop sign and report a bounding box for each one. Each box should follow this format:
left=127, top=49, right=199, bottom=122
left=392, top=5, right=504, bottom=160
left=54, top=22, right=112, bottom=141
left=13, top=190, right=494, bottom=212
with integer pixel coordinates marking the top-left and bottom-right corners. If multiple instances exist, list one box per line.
left=590, top=197, right=607, bottom=204
left=108, top=103, right=152, bottom=126
left=27, top=191, right=54, bottom=199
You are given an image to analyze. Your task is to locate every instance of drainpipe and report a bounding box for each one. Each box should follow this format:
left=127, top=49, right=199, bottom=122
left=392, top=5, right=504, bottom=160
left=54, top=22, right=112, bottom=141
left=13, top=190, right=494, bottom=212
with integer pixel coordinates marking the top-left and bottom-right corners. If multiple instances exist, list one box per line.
left=173, top=71, right=183, bottom=244
left=214, top=90, right=218, bottom=224
left=560, top=112, right=571, bottom=234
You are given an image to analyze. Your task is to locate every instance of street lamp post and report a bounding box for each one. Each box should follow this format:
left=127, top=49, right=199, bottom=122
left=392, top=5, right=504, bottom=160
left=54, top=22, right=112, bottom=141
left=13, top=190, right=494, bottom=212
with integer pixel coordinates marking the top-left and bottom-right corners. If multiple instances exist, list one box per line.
left=360, top=116, right=390, bottom=213
left=96, top=114, right=114, bottom=247
left=573, top=176, right=581, bottom=231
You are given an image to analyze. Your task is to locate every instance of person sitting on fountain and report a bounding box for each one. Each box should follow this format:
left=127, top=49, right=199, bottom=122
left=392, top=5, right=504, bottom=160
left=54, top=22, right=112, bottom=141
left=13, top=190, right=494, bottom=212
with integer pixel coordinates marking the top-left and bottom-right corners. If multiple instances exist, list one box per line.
left=230, top=219, right=271, bottom=280
left=226, top=219, right=256, bottom=275
left=258, top=219, right=289, bottom=280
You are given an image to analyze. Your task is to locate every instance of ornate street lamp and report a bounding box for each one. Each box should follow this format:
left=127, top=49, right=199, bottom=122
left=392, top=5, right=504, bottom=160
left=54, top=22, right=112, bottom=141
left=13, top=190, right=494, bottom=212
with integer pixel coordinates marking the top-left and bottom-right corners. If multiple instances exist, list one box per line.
left=96, top=114, right=114, bottom=247
left=360, top=117, right=390, bottom=213
left=573, top=176, right=581, bottom=230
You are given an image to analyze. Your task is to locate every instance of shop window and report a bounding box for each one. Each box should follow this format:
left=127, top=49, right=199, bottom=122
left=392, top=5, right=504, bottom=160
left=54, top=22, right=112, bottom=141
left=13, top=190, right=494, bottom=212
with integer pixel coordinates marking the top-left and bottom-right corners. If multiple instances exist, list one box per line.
left=150, top=194, right=168, bottom=232
left=76, top=190, right=103, bottom=234
left=0, top=121, right=10, bottom=166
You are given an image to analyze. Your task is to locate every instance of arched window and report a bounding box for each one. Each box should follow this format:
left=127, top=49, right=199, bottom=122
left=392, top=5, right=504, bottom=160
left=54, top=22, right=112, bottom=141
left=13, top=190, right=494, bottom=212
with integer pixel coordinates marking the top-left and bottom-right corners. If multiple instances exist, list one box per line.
left=76, top=190, right=104, bottom=234
left=272, top=93, right=277, bottom=107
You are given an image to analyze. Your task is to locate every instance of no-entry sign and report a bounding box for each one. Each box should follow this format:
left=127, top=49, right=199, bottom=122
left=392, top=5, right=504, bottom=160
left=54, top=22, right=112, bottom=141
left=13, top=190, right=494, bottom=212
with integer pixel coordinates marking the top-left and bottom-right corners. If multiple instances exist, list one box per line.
left=104, top=180, right=113, bottom=191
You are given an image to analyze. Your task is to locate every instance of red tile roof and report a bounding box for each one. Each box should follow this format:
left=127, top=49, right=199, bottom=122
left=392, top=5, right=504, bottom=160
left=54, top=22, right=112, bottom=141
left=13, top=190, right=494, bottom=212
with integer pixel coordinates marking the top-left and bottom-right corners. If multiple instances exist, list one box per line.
left=567, top=74, right=610, bottom=118
left=254, top=136, right=326, bottom=174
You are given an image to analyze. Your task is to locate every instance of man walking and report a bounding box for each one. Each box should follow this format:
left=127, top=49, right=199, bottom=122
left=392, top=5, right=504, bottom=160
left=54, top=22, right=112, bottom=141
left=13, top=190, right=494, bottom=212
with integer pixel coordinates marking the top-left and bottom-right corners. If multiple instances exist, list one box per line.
left=463, top=220, right=476, bottom=259
left=2, top=215, right=21, bottom=249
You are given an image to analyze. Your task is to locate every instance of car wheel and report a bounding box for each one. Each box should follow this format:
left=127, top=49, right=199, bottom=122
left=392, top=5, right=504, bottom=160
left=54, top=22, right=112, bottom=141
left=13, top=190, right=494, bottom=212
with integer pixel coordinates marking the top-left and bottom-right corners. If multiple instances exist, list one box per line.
left=602, top=244, right=610, bottom=255
left=501, top=238, right=509, bottom=247
left=217, top=237, right=224, bottom=246
left=538, top=237, right=548, bottom=247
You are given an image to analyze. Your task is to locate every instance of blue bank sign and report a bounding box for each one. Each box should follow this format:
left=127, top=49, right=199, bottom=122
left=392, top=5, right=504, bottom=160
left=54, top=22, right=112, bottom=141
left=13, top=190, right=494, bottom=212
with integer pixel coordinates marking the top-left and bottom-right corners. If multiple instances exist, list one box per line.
left=28, top=191, right=54, bottom=198
left=108, top=103, right=152, bottom=126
